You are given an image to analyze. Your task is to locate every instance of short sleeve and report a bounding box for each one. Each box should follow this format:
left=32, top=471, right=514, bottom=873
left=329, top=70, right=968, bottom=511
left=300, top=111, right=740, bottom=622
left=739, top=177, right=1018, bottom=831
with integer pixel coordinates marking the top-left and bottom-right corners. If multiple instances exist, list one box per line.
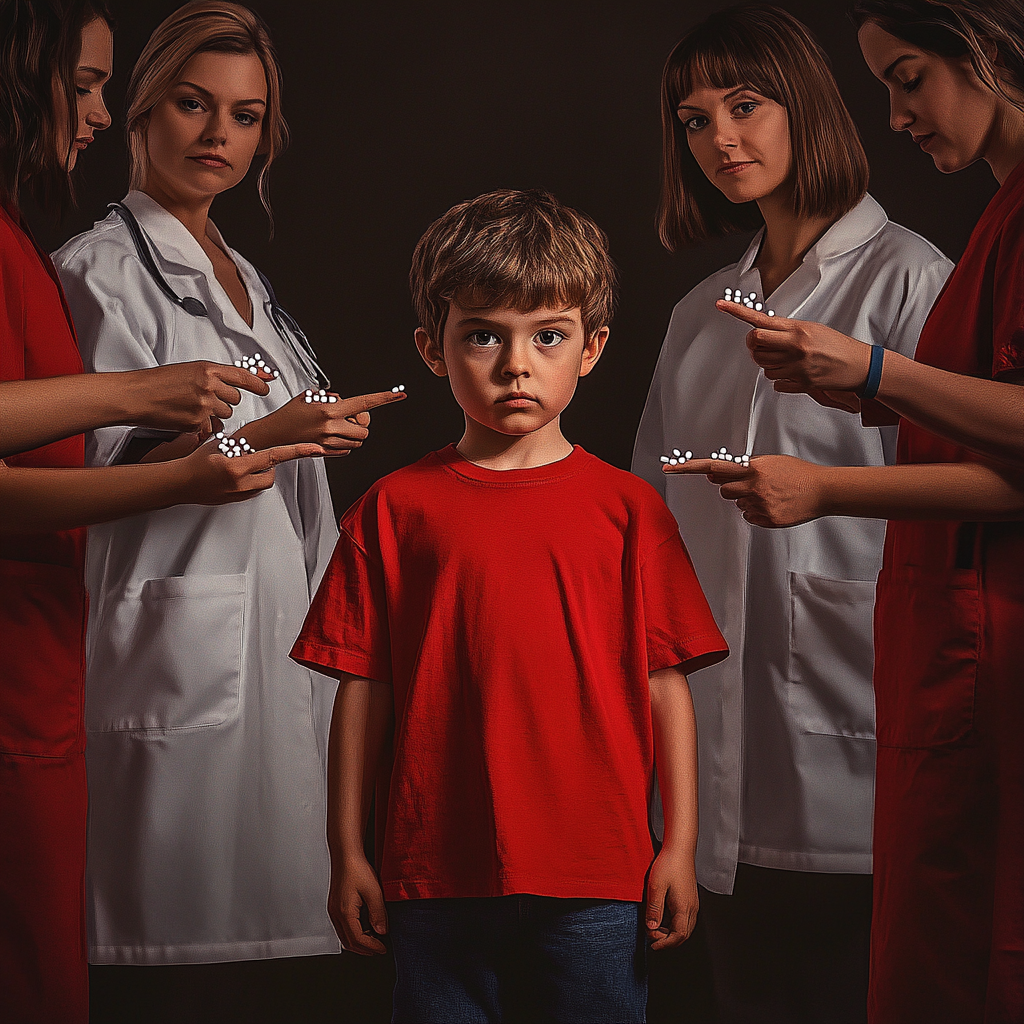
left=290, top=507, right=392, bottom=685
left=993, top=214, right=1024, bottom=379
left=641, top=519, right=728, bottom=675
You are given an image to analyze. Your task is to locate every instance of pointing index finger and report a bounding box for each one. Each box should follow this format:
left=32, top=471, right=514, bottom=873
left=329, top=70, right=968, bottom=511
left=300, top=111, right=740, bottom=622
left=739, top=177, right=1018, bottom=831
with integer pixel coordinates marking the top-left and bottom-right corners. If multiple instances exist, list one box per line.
left=663, top=457, right=752, bottom=481
left=336, top=390, right=409, bottom=417
left=716, top=299, right=784, bottom=330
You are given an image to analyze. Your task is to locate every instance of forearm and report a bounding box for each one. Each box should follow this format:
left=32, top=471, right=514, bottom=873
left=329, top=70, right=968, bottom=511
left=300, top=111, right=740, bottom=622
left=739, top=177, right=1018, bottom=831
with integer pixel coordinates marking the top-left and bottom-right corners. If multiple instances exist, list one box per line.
left=873, top=352, right=1024, bottom=465
left=0, top=375, right=141, bottom=457
left=649, top=665, right=698, bottom=857
left=0, top=460, right=191, bottom=533
left=820, top=461, right=1024, bottom=521
left=327, top=675, right=393, bottom=862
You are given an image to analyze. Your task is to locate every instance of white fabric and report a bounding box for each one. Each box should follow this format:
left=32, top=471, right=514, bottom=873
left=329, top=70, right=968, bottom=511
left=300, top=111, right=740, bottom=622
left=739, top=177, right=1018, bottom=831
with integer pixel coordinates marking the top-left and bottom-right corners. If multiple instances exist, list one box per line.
left=54, top=191, right=342, bottom=963
left=632, top=195, right=952, bottom=894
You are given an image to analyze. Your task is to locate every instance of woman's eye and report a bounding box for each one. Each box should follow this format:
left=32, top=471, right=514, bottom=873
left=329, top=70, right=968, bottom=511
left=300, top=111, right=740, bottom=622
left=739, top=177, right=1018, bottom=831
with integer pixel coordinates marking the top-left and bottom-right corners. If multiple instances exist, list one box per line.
left=681, top=113, right=708, bottom=132
left=235, top=111, right=260, bottom=127
left=901, top=76, right=921, bottom=93
left=76, top=87, right=90, bottom=98
left=536, top=330, right=565, bottom=347
left=468, top=331, right=501, bottom=347
left=735, top=101, right=759, bottom=116
left=179, top=98, right=203, bottom=112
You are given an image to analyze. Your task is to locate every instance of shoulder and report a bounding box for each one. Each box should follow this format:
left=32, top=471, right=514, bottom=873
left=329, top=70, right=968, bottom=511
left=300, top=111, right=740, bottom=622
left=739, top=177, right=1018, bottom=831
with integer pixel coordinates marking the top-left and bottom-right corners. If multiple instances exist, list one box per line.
left=341, top=451, right=444, bottom=516
left=860, top=217, right=952, bottom=272
left=575, top=450, right=678, bottom=528
left=53, top=210, right=134, bottom=274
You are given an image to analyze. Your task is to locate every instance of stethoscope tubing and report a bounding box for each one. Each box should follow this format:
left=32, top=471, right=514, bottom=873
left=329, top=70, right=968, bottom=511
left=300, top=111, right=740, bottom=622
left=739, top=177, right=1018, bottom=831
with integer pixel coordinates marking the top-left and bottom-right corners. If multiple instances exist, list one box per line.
left=110, top=202, right=331, bottom=390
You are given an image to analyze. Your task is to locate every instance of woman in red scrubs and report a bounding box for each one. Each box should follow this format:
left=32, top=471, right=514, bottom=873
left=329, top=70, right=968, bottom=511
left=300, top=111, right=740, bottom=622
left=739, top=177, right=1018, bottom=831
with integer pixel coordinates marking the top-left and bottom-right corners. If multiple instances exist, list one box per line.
left=668, top=2, right=1024, bottom=1021
left=0, top=3, right=323, bottom=1020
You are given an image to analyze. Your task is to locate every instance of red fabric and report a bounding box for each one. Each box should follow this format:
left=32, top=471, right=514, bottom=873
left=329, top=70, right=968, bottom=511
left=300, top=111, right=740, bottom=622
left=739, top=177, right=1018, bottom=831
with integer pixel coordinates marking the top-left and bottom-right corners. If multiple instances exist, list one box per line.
left=870, top=160, right=1024, bottom=1024
left=293, top=445, right=727, bottom=902
left=0, top=204, right=89, bottom=1023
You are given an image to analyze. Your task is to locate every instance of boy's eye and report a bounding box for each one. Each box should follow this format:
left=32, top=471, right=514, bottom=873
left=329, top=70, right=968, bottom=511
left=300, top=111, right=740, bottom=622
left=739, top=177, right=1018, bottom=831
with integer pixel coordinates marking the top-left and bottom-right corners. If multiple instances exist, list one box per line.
left=467, top=331, right=501, bottom=347
left=535, top=330, right=565, bottom=347
left=681, top=113, right=708, bottom=132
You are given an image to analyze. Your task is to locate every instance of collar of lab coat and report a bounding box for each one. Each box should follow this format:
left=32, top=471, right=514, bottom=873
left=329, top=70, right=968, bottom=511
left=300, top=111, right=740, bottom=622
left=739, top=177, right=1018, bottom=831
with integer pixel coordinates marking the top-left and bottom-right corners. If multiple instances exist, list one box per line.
left=121, top=189, right=233, bottom=283
left=735, top=193, right=889, bottom=276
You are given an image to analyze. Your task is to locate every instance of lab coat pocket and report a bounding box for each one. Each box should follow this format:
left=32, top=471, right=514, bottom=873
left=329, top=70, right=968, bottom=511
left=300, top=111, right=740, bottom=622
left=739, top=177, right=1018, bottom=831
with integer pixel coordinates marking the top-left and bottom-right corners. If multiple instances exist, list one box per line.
left=872, top=565, right=979, bottom=749
left=86, top=573, right=245, bottom=732
left=787, top=571, right=876, bottom=738
left=0, top=559, right=87, bottom=756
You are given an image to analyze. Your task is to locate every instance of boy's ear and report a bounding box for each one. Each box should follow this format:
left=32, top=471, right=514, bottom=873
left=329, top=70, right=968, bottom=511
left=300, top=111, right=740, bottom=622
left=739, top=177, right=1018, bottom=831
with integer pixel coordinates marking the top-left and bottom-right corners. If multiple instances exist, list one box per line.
left=578, top=326, right=609, bottom=378
left=414, top=327, right=448, bottom=377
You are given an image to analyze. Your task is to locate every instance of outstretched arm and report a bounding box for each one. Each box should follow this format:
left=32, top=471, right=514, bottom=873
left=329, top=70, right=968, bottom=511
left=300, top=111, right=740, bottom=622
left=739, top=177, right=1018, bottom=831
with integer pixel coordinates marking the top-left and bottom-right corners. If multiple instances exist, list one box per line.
left=717, top=300, right=1024, bottom=466
left=665, top=455, right=1024, bottom=527
left=326, top=674, right=394, bottom=956
left=645, top=664, right=700, bottom=951
left=0, top=362, right=272, bottom=459
left=0, top=440, right=324, bottom=534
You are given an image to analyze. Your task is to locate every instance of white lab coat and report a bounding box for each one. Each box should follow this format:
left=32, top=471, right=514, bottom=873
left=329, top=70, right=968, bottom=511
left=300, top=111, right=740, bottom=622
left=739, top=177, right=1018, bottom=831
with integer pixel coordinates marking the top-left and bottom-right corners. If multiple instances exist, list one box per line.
left=632, top=195, right=952, bottom=894
left=54, top=191, right=342, bottom=963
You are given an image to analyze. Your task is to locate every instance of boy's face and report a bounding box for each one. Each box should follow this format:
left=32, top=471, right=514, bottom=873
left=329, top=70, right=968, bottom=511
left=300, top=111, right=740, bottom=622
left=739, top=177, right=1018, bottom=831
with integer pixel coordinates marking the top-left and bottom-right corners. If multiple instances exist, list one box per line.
left=415, top=299, right=607, bottom=443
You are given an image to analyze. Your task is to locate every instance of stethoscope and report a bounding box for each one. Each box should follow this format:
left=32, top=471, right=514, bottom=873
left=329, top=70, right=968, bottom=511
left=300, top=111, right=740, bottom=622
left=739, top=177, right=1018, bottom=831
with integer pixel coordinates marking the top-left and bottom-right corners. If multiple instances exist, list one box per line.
left=111, top=202, right=331, bottom=390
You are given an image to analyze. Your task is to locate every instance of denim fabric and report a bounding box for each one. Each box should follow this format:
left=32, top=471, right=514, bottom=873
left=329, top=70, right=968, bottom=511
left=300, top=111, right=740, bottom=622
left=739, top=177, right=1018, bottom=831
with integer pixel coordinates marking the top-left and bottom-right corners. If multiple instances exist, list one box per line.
left=387, top=895, right=647, bottom=1023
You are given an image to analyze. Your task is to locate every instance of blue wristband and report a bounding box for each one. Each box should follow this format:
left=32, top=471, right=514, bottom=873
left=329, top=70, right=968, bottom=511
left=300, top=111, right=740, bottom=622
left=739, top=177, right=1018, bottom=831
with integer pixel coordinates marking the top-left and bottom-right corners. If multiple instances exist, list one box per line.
left=858, top=344, right=884, bottom=400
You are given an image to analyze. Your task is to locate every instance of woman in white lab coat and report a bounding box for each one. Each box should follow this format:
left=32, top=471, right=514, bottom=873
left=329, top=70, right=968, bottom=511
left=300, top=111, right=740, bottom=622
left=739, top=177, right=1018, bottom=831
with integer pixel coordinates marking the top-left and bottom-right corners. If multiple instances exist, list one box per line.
left=630, top=7, right=950, bottom=1022
left=54, top=1, right=403, bottom=965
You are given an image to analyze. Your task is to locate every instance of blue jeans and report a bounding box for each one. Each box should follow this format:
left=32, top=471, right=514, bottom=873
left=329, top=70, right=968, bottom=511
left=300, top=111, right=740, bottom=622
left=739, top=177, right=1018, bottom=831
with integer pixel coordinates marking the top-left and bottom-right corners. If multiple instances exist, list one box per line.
left=387, top=895, right=647, bottom=1023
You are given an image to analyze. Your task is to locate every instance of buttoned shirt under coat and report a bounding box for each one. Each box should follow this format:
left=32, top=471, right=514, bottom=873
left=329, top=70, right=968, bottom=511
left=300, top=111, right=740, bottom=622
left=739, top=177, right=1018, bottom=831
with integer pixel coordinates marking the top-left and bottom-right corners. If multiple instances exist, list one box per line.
left=632, top=195, right=952, bottom=894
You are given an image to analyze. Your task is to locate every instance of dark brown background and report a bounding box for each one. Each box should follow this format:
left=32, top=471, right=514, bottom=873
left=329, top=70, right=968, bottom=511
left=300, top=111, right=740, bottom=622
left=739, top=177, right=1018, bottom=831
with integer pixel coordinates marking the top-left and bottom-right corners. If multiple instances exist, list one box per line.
left=25, top=1, right=996, bottom=1021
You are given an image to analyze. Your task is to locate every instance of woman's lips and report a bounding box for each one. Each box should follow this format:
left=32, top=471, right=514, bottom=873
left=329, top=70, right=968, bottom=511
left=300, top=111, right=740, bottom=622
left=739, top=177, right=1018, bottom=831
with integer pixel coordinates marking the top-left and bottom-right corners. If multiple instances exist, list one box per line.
left=718, top=161, right=754, bottom=175
left=189, top=155, right=229, bottom=168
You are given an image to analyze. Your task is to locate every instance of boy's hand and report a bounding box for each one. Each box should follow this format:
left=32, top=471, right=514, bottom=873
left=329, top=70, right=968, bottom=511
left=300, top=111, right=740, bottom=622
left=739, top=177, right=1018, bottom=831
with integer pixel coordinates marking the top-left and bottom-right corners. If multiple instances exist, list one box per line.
left=329, top=854, right=388, bottom=955
left=645, top=847, right=698, bottom=950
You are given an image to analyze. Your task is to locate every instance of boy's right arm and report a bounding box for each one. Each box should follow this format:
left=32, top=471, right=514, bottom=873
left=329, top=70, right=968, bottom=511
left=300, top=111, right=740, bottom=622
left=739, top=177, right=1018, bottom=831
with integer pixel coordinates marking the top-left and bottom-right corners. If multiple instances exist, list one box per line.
left=327, top=673, right=394, bottom=955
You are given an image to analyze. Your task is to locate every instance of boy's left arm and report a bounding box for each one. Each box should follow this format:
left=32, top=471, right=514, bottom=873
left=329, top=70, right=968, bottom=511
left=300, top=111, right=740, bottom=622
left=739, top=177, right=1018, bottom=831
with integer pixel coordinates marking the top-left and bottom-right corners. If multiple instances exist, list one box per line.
left=646, top=663, right=699, bottom=950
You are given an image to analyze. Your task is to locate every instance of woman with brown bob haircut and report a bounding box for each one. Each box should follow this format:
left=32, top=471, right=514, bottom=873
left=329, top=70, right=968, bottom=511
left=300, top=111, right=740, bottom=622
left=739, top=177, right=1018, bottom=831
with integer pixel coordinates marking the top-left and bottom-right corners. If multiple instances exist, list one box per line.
left=632, top=5, right=951, bottom=1022
left=52, top=0, right=403, bottom=971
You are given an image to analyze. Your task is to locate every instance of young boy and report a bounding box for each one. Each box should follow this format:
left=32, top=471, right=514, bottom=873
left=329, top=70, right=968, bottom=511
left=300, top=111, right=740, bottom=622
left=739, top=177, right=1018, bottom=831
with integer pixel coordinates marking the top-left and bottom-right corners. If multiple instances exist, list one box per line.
left=291, top=189, right=727, bottom=1023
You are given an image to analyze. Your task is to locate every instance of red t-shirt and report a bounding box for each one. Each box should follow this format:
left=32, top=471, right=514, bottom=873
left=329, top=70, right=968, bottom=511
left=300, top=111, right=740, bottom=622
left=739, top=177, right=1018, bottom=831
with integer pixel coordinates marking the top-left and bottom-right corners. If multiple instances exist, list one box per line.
left=293, top=445, right=727, bottom=902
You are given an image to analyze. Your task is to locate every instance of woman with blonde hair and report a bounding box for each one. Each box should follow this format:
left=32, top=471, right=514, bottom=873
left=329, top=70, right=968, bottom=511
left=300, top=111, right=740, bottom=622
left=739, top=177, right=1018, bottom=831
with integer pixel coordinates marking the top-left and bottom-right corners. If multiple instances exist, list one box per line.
left=632, top=5, right=952, bottom=1021
left=55, top=0, right=403, bottom=966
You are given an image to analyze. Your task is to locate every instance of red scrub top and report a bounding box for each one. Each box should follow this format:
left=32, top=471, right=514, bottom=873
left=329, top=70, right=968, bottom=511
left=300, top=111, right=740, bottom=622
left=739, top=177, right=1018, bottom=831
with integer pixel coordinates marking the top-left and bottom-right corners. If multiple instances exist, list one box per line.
left=0, top=202, right=90, bottom=1023
left=870, top=161, right=1024, bottom=1024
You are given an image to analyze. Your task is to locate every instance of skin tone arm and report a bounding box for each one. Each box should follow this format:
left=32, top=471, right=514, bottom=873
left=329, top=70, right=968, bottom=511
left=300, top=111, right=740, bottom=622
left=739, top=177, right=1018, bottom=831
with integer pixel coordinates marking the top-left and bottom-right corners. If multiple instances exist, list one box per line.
left=645, top=664, right=700, bottom=950
left=132, top=389, right=408, bottom=464
left=326, top=674, right=394, bottom=956
left=0, top=440, right=324, bottom=534
left=718, top=300, right=1024, bottom=466
left=665, top=454, right=1024, bottom=528
left=0, top=361, right=273, bottom=459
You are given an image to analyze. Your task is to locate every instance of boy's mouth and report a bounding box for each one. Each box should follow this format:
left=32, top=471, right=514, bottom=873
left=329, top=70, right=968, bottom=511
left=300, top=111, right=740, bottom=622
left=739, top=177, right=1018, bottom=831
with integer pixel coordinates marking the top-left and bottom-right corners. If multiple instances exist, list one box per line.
left=496, top=392, right=539, bottom=406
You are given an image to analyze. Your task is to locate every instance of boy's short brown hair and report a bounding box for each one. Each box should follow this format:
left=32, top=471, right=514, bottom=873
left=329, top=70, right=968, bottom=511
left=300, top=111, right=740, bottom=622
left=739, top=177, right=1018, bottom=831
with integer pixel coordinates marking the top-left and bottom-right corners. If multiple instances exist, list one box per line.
left=410, top=189, right=618, bottom=343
